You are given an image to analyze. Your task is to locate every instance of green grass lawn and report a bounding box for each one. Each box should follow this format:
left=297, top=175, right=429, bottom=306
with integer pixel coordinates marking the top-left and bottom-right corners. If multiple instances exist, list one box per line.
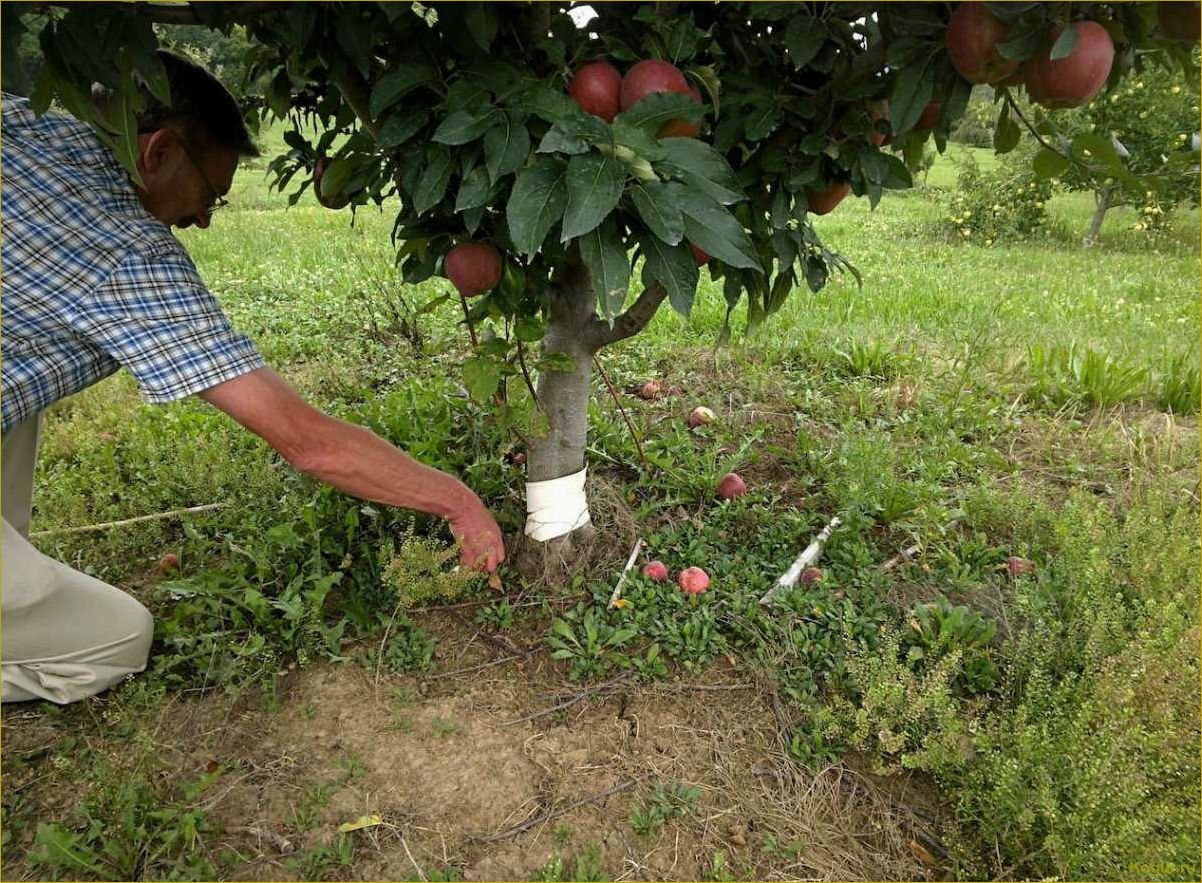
left=3, top=137, right=1199, bottom=882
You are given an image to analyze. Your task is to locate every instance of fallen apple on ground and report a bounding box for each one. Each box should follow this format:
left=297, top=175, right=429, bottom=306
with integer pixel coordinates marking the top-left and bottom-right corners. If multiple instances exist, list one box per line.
left=717, top=472, right=747, bottom=500
left=677, top=566, right=710, bottom=595
left=642, top=560, right=669, bottom=582
left=1006, top=556, right=1036, bottom=576
left=688, top=406, right=715, bottom=428
left=158, top=552, right=180, bottom=574
left=637, top=379, right=664, bottom=400
left=799, top=567, right=823, bottom=586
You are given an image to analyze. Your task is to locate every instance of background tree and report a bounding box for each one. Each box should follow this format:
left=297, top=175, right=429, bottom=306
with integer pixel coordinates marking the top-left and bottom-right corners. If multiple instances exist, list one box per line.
left=1048, top=58, right=1200, bottom=244
left=3, top=0, right=1196, bottom=578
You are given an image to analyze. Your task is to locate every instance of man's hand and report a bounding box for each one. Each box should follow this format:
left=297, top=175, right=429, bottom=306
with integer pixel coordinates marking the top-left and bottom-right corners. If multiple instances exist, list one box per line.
left=200, top=368, right=506, bottom=572
left=448, top=497, right=506, bottom=573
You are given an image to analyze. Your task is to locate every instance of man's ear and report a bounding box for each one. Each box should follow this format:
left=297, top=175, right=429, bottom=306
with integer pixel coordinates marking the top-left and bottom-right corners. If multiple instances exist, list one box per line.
left=138, top=128, right=180, bottom=176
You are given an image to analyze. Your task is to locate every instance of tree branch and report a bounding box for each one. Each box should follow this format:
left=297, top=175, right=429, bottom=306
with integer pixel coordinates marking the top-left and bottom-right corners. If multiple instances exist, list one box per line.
left=331, top=65, right=380, bottom=141
left=586, top=284, right=668, bottom=349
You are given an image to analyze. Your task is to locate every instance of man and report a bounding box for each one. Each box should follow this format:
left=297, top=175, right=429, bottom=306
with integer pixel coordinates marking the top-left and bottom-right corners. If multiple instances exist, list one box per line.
left=1, top=52, right=505, bottom=705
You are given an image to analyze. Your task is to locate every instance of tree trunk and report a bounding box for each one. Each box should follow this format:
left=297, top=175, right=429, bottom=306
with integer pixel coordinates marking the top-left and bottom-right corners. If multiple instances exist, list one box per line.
left=527, top=260, right=595, bottom=484
left=1083, top=185, right=1112, bottom=247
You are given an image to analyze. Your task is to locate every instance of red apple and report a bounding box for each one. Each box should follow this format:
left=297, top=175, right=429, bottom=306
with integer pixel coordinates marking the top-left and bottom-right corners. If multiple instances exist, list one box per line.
left=717, top=472, right=747, bottom=500
left=915, top=100, right=942, bottom=132
left=799, top=567, right=823, bottom=586
left=638, top=380, right=664, bottom=400
left=947, top=2, right=1022, bottom=85
left=642, top=560, right=670, bottom=582
left=804, top=182, right=852, bottom=216
left=444, top=241, right=502, bottom=297
left=1006, top=556, right=1035, bottom=576
left=688, top=406, right=715, bottom=428
left=677, top=566, right=710, bottom=595
left=312, top=156, right=351, bottom=210
left=1159, top=1, right=1201, bottom=41
left=568, top=60, right=622, bottom=122
left=620, top=59, right=699, bottom=137
left=158, top=552, right=180, bottom=575
left=689, top=243, right=710, bottom=266
left=659, top=83, right=704, bottom=138
left=1023, top=21, right=1115, bottom=109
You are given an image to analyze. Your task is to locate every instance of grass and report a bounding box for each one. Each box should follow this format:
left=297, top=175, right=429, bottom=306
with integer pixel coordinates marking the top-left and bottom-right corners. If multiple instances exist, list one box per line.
left=3, top=137, right=1198, bottom=882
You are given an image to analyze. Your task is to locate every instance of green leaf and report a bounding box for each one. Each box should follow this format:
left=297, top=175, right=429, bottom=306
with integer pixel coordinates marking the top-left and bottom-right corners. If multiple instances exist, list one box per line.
left=484, top=111, right=530, bottom=181
left=744, top=102, right=781, bottom=141
left=433, top=107, right=500, bottom=146
left=561, top=152, right=626, bottom=241
left=320, top=157, right=353, bottom=200
left=370, top=64, right=438, bottom=119
left=690, top=66, right=721, bottom=117
left=672, top=184, right=762, bottom=272
left=612, top=117, right=668, bottom=162
left=413, top=144, right=453, bottom=213
left=1032, top=147, right=1070, bottom=179
left=578, top=216, right=631, bottom=320
left=462, top=356, right=504, bottom=403
left=464, top=2, right=498, bottom=50
left=630, top=181, right=684, bottom=245
left=336, top=13, right=374, bottom=74
left=889, top=55, right=934, bottom=135
left=639, top=233, right=699, bottom=316
left=993, top=104, right=1021, bottom=154
left=31, top=824, right=106, bottom=876
left=506, top=157, right=569, bottom=257
left=377, top=107, right=429, bottom=149
left=784, top=16, right=828, bottom=70
left=515, top=80, right=579, bottom=123
left=1050, top=22, right=1079, bottom=60
left=656, top=138, right=744, bottom=205
left=537, top=124, right=591, bottom=155
left=614, top=92, right=701, bottom=136
left=455, top=165, right=492, bottom=212
left=514, top=315, right=545, bottom=342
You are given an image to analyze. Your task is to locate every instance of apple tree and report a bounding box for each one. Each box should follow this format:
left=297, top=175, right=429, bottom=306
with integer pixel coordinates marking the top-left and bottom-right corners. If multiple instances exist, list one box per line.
left=5, top=1, right=1196, bottom=572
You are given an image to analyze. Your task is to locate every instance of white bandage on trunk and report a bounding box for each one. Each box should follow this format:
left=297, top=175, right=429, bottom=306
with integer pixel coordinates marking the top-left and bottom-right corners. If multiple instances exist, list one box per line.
left=524, top=467, right=591, bottom=541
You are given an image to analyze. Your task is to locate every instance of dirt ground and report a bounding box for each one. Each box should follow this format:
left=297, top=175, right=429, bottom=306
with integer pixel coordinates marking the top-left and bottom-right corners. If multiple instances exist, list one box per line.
left=2, top=608, right=942, bottom=881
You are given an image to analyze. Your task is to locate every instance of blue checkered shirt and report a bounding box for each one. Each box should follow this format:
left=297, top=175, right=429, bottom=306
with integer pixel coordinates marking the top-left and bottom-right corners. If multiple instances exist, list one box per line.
left=1, top=93, right=264, bottom=434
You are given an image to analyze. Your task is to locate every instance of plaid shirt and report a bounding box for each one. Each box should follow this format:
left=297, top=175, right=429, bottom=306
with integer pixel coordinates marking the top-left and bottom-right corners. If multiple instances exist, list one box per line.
left=0, top=93, right=264, bottom=433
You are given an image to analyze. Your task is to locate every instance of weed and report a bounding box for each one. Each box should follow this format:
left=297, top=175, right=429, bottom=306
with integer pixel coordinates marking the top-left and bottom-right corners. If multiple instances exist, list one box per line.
left=432, top=717, right=460, bottom=739
left=475, top=598, right=515, bottom=631
left=546, top=606, right=638, bottom=681
left=536, top=845, right=607, bottom=881
left=361, top=620, right=438, bottom=674
left=629, top=781, right=701, bottom=838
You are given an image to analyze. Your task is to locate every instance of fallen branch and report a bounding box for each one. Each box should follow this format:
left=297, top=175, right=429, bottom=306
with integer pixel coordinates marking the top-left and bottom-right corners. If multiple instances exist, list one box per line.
left=607, top=538, right=644, bottom=610
left=505, top=671, right=633, bottom=726
left=30, top=502, right=229, bottom=537
left=882, top=543, right=921, bottom=572
left=759, top=515, right=842, bottom=607
left=479, top=773, right=651, bottom=842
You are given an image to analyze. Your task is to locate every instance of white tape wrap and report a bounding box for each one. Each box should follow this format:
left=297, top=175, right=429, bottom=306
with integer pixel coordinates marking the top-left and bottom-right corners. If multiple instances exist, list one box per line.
left=524, top=467, right=591, bottom=541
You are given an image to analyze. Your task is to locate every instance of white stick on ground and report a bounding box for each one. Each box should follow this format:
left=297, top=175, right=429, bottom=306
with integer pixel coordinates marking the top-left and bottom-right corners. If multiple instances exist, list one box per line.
left=607, top=538, right=644, bottom=609
left=759, top=515, right=842, bottom=607
left=882, top=543, right=922, bottom=571
left=29, top=502, right=229, bottom=538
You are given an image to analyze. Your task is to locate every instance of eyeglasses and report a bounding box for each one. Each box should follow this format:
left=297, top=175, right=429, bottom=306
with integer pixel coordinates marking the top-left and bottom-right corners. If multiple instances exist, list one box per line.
left=178, top=139, right=230, bottom=216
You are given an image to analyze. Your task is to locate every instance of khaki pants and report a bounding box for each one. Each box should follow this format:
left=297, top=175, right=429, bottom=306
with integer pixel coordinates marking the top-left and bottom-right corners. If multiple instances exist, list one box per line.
left=2, top=415, right=153, bottom=704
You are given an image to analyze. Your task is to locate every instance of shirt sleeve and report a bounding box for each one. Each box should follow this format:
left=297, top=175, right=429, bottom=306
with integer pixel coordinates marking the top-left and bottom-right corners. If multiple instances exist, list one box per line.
left=69, top=242, right=266, bottom=403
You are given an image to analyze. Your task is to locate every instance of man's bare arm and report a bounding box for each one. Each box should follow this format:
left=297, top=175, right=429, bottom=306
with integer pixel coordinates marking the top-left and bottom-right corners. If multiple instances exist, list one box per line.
left=199, top=367, right=504, bottom=571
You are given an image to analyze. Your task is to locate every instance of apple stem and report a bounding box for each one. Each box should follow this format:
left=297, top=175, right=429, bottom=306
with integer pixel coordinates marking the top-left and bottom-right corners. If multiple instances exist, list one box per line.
left=607, top=537, right=644, bottom=610
left=592, top=354, right=652, bottom=473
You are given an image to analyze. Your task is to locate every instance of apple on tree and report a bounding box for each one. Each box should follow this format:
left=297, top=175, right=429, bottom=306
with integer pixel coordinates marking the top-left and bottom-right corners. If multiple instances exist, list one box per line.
left=444, top=241, right=502, bottom=297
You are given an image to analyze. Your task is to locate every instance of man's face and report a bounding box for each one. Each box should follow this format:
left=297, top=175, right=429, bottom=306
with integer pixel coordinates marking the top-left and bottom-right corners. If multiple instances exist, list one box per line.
left=135, top=127, right=237, bottom=229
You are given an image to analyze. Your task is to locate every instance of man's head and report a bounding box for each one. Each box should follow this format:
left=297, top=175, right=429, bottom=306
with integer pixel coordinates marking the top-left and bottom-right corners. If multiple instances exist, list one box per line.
left=132, top=51, right=259, bottom=229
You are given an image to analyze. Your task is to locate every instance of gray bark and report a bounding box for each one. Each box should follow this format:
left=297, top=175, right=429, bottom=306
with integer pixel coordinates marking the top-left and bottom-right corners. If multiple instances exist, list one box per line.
left=1083, top=185, right=1112, bottom=247
left=527, top=260, right=597, bottom=483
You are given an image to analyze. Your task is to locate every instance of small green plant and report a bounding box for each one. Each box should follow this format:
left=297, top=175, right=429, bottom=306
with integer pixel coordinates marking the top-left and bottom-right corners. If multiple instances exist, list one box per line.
left=833, top=338, right=896, bottom=379
left=475, top=598, right=515, bottom=631
left=361, top=620, right=438, bottom=674
left=629, top=781, right=701, bottom=838
left=1157, top=351, right=1200, bottom=415
left=906, top=595, right=998, bottom=694
left=1026, top=343, right=1149, bottom=408
left=285, top=832, right=356, bottom=879
left=334, top=754, right=367, bottom=784
left=536, top=845, right=607, bottom=882
left=546, top=606, right=638, bottom=681
left=289, top=781, right=337, bottom=832
left=703, top=851, right=737, bottom=882
left=432, top=717, right=460, bottom=739
left=379, top=529, right=483, bottom=609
